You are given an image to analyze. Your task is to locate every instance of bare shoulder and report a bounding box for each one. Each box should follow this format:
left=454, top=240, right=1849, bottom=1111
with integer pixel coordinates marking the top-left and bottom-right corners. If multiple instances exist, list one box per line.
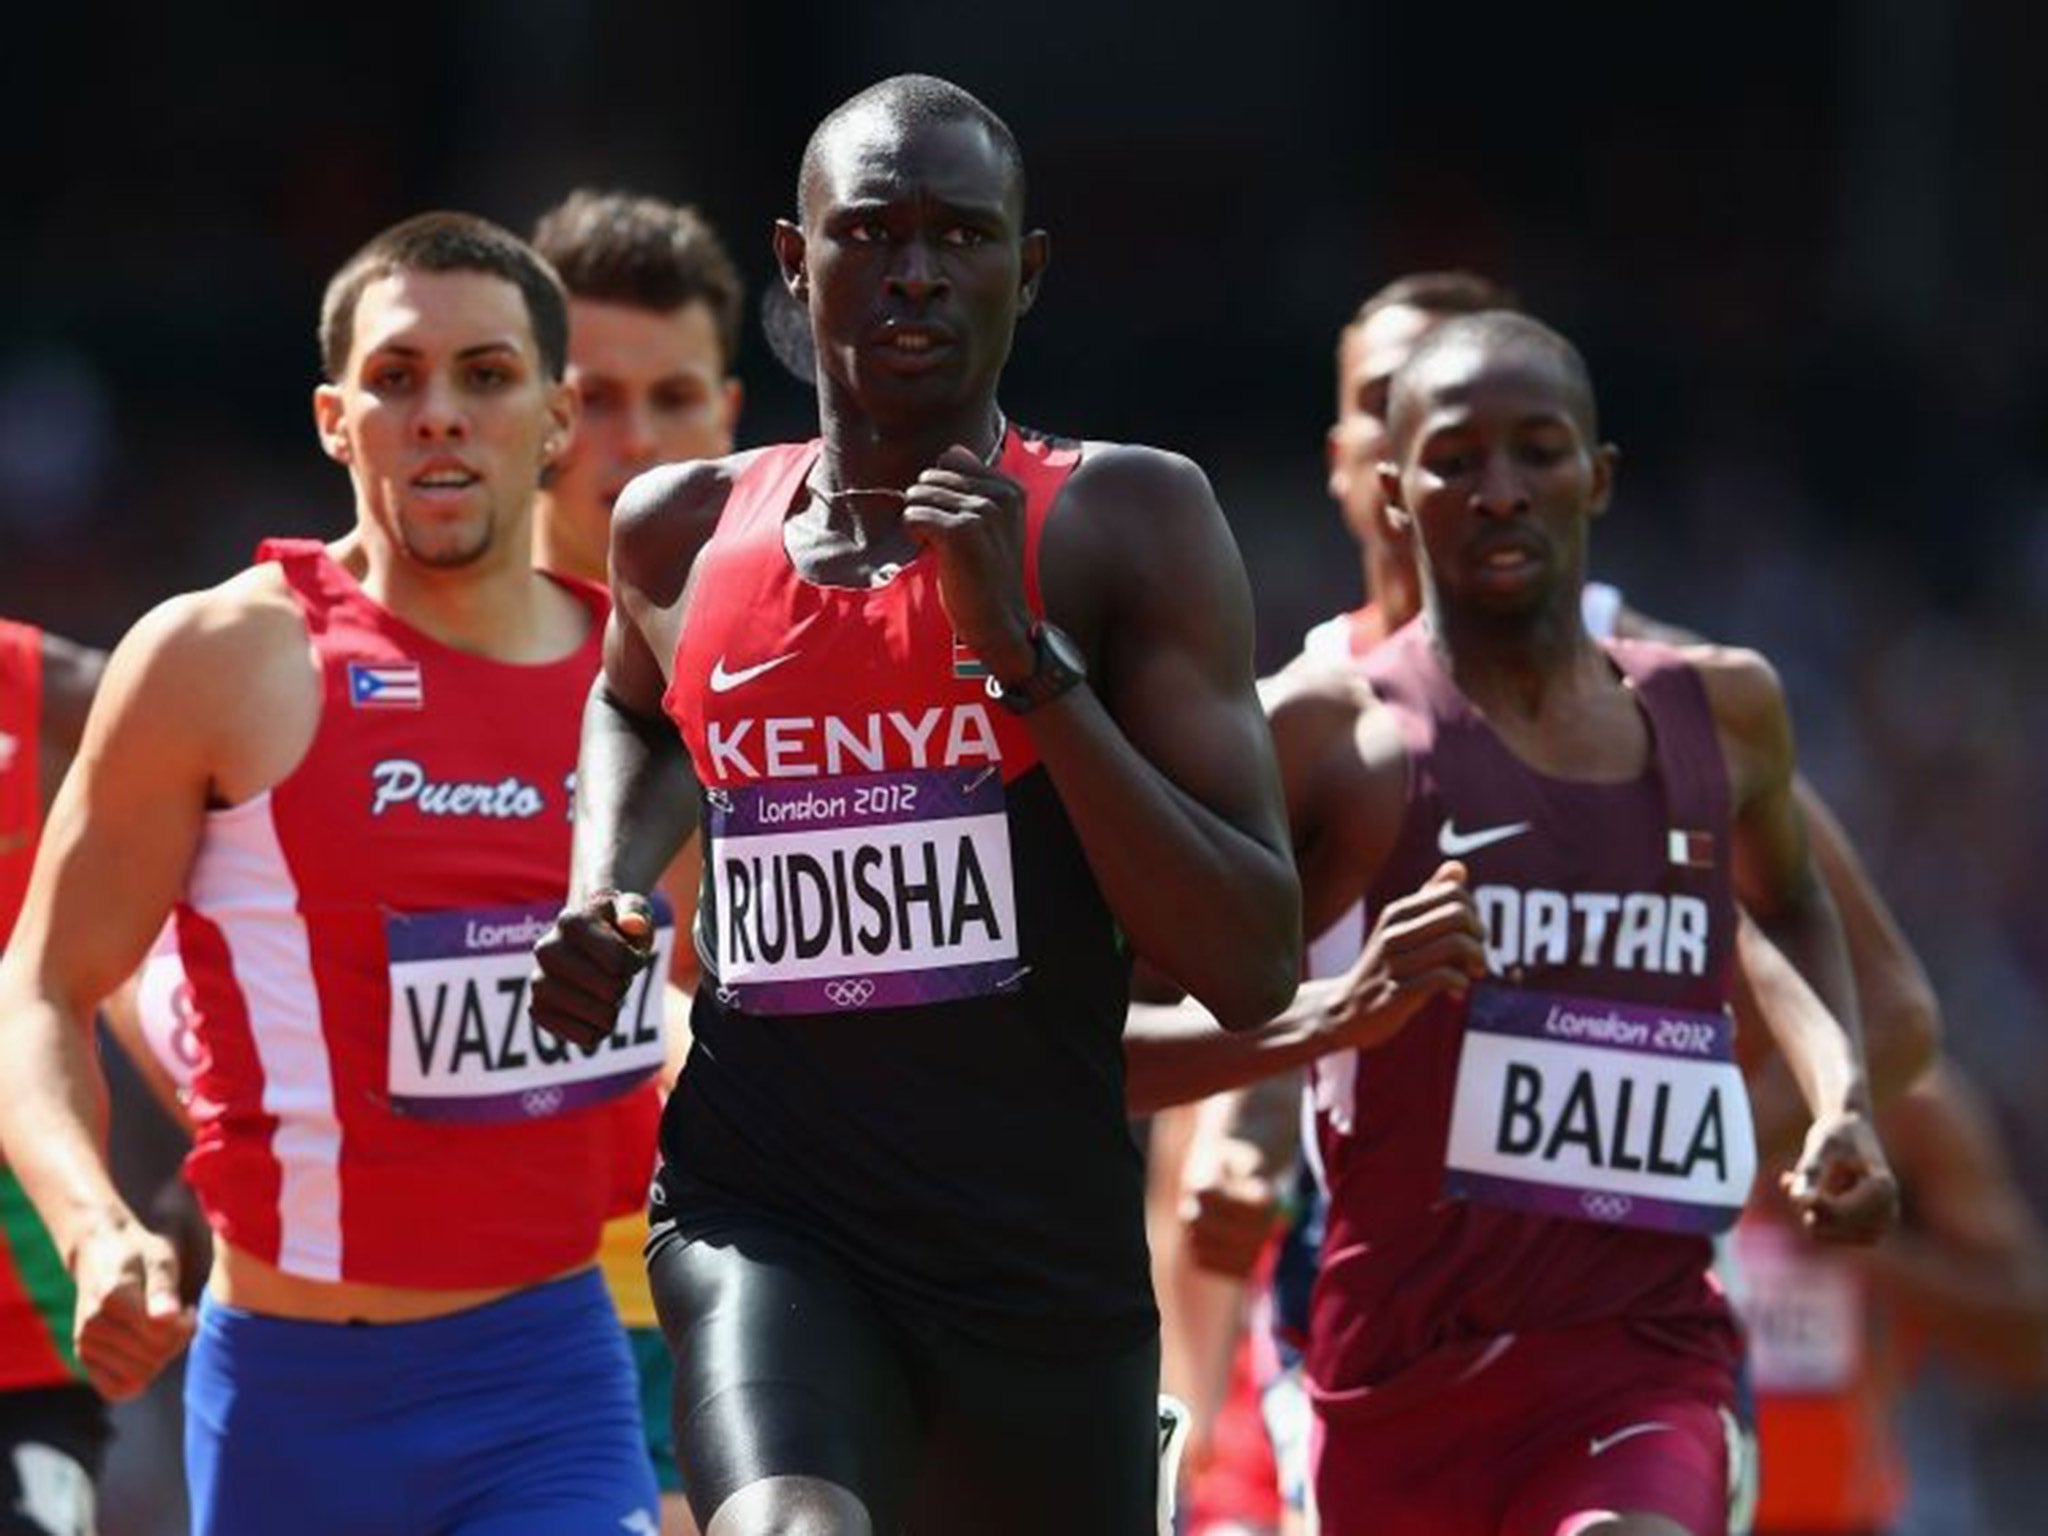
left=611, top=449, right=775, bottom=606
left=1681, top=642, right=1788, bottom=737
left=96, top=565, right=315, bottom=764
left=1267, top=662, right=1405, bottom=799
left=1058, top=441, right=1221, bottom=535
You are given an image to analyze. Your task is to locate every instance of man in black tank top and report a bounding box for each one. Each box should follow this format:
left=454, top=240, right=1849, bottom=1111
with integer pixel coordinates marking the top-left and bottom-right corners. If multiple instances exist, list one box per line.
left=529, top=74, right=1299, bottom=1536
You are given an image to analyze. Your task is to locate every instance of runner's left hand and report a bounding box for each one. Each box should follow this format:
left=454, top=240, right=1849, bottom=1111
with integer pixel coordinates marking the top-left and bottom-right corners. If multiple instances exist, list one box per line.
left=902, top=446, right=1034, bottom=682
left=1783, top=1108, right=1898, bottom=1245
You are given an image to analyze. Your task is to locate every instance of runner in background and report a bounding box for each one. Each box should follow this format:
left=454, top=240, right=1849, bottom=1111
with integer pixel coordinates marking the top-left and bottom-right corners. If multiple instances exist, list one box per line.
left=1, top=620, right=106, bottom=1536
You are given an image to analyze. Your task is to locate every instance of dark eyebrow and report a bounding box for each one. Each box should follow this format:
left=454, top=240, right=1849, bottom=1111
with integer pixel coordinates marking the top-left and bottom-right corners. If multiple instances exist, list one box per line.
left=364, top=340, right=524, bottom=360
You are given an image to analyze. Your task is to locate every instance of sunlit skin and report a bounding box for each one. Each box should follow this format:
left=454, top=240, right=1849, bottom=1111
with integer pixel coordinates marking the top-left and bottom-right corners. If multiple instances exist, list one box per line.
left=539, top=297, right=741, bottom=583
left=314, top=269, right=575, bottom=592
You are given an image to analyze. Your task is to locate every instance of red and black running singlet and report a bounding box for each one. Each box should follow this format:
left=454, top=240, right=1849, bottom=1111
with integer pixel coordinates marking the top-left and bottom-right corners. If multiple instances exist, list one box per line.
left=659, top=426, right=1153, bottom=1353
left=175, top=542, right=663, bottom=1289
left=0, top=618, right=83, bottom=1392
left=1307, top=620, right=1746, bottom=1407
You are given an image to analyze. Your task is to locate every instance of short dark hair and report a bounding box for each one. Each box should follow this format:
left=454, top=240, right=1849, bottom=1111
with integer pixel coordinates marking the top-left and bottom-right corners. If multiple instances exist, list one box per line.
left=319, top=211, right=569, bottom=382
left=532, top=190, right=745, bottom=370
left=798, top=74, right=1025, bottom=221
left=1389, top=309, right=1599, bottom=447
left=1346, top=271, right=1519, bottom=338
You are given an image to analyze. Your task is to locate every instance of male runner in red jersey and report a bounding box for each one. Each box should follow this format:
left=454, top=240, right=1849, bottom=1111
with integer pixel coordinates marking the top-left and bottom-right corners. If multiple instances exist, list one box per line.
left=0, top=212, right=662, bottom=1535
left=530, top=74, right=1299, bottom=1536
left=0, top=621, right=105, bottom=1536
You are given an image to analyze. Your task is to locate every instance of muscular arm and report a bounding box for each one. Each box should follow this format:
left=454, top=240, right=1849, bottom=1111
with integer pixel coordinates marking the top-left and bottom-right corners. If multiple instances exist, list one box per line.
left=1741, top=781, right=1942, bottom=1157
left=534, top=462, right=726, bottom=1045
left=1030, top=448, right=1299, bottom=1028
left=1699, top=645, right=1894, bottom=1238
left=1865, top=1067, right=2048, bottom=1388
left=1700, top=647, right=1868, bottom=1119
left=1123, top=671, right=1435, bottom=1106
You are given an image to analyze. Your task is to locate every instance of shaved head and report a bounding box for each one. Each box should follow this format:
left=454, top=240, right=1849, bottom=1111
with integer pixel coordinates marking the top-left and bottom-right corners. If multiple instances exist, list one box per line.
left=797, top=74, right=1025, bottom=223
left=1387, top=311, right=1598, bottom=453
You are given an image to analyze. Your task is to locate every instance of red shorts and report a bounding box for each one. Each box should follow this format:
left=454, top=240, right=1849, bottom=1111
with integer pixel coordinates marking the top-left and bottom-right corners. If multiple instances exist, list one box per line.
left=1311, top=1321, right=1738, bottom=1536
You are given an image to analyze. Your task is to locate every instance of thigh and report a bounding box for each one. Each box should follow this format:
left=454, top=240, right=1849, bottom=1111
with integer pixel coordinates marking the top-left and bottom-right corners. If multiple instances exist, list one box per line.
left=908, top=1325, right=1160, bottom=1536
left=1502, top=1396, right=1733, bottom=1536
left=650, top=1224, right=919, bottom=1533
left=0, top=1387, right=104, bottom=1536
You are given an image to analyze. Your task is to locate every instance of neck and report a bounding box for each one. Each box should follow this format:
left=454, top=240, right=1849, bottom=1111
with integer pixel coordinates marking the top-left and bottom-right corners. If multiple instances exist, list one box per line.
left=532, top=497, right=604, bottom=584
left=1425, top=584, right=1602, bottom=719
left=815, top=381, right=1004, bottom=500
left=1364, top=541, right=1423, bottom=631
left=355, top=520, right=556, bottom=661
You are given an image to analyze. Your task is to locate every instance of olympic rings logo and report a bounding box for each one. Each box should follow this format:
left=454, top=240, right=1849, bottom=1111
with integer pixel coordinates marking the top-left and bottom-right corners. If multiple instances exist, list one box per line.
left=521, top=1087, right=566, bottom=1117
left=823, top=978, right=877, bottom=1008
left=1580, top=1192, right=1634, bottom=1223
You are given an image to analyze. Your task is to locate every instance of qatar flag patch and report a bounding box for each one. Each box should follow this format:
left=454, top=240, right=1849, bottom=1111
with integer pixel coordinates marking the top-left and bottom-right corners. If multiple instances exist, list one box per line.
left=349, top=660, right=424, bottom=709
left=1667, top=829, right=1715, bottom=869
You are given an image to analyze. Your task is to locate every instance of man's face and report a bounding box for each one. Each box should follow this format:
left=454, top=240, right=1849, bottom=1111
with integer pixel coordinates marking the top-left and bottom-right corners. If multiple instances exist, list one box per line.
left=314, top=269, right=572, bottom=570
left=1327, top=302, right=1440, bottom=552
left=1379, top=339, right=1613, bottom=622
left=779, top=113, right=1044, bottom=424
left=547, top=296, right=739, bottom=549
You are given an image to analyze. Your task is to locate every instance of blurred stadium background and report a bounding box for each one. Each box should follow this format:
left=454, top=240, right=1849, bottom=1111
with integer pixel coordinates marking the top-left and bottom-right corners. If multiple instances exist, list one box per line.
left=4, top=3, right=2043, bottom=1531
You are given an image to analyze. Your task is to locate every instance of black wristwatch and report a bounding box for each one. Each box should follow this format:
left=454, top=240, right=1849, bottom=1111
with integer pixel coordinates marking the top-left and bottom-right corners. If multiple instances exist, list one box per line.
left=992, top=620, right=1087, bottom=715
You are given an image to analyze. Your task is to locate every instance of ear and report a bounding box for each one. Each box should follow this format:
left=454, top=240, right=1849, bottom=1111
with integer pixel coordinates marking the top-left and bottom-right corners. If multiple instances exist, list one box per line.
left=1376, top=461, right=1412, bottom=534
left=1587, top=442, right=1619, bottom=519
left=541, top=378, right=579, bottom=471
left=772, top=219, right=808, bottom=301
left=313, top=383, right=350, bottom=464
left=1016, top=229, right=1050, bottom=316
left=1325, top=423, right=1348, bottom=504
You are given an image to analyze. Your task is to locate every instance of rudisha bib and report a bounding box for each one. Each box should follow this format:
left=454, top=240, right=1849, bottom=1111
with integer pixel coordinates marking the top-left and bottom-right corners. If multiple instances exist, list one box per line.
left=706, top=767, right=1019, bottom=1015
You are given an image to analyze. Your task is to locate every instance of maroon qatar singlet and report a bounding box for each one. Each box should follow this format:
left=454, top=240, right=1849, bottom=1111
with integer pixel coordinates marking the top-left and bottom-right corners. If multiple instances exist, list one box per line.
left=656, top=426, right=1154, bottom=1354
left=174, top=541, right=664, bottom=1288
left=1307, top=619, right=1750, bottom=1411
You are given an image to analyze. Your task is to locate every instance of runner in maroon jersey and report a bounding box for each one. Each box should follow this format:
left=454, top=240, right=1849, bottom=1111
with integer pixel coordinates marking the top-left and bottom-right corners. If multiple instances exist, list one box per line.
left=0, top=213, right=661, bottom=1534
left=530, top=74, right=1299, bottom=1536
left=1161, top=310, right=1891, bottom=1536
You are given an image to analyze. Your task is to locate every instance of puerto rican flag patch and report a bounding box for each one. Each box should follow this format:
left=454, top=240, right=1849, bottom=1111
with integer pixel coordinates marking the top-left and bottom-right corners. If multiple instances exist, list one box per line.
left=348, top=659, right=424, bottom=709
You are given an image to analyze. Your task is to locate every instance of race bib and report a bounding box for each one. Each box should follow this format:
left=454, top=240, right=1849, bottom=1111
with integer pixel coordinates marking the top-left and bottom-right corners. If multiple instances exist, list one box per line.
left=1443, top=984, right=1756, bottom=1234
left=385, top=897, right=671, bottom=1121
left=707, top=766, right=1022, bottom=1014
left=1731, top=1221, right=1865, bottom=1392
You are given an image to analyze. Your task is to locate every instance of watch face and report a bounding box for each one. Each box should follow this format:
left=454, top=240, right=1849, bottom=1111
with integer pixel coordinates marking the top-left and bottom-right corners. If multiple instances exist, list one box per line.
left=1039, top=623, right=1086, bottom=679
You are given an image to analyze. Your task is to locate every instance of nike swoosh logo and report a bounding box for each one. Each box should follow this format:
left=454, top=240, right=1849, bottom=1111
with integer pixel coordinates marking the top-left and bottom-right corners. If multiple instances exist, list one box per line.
left=1437, top=818, right=1531, bottom=857
left=709, top=652, right=799, bottom=693
left=1588, top=1421, right=1671, bottom=1458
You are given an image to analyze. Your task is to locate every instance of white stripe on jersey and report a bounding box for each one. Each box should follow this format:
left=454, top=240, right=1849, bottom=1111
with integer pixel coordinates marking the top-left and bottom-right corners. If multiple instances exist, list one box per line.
left=186, top=792, right=344, bottom=1281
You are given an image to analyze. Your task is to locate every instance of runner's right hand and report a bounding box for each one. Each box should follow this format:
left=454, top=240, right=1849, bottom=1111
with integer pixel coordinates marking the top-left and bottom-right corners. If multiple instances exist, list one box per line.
left=70, top=1212, right=193, bottom=1401
left=1330, top=860, right=1486, bottom=1051
left=529, top=890, right=657, bottom=1049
